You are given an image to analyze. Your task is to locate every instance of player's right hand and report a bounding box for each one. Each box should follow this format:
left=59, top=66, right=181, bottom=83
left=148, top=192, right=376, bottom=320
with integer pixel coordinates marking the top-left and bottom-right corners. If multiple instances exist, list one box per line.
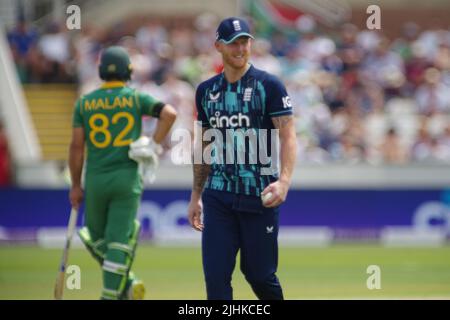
left=69, top=186, right=84, bottom=210
left=188, top=198, right=204, bottom=232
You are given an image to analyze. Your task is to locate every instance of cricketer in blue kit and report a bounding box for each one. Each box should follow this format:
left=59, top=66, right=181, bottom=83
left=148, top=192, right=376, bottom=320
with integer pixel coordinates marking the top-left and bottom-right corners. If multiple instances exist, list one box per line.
left=187, top=17, right=297, bottom=300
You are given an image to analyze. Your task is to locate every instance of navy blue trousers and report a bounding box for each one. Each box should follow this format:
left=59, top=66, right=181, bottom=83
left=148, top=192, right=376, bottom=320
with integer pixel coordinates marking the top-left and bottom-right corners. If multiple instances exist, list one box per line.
left=201, top=189, right=284, bottom=300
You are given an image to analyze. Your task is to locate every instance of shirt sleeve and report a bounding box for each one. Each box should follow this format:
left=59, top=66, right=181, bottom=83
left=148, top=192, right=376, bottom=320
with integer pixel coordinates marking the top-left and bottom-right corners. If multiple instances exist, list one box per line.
left=195, top=83, right=209, bottom=128
left=72, top=98, right=84, bottom=128
left=137, top=91, right=164, bottom=117
left=264, top=75, right=293, bottom=117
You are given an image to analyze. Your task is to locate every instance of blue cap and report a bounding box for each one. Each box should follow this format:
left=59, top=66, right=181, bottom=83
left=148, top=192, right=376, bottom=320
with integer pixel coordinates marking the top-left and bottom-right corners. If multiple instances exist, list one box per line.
left=216, top=17, right=254, bottom=44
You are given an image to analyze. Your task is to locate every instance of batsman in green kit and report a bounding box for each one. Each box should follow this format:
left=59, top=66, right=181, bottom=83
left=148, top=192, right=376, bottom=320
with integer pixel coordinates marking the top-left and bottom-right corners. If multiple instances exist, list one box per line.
left=69, top=46, right=177, bottom=300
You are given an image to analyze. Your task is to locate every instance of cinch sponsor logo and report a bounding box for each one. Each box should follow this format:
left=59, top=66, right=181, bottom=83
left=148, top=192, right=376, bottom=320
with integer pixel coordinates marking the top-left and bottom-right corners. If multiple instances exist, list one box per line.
left=209, top=111, right=250, bottom=128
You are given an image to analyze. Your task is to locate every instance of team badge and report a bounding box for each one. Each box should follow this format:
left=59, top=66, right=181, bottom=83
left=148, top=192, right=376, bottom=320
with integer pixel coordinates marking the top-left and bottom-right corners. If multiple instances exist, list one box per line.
left=243, top=88, right=252, bottom=102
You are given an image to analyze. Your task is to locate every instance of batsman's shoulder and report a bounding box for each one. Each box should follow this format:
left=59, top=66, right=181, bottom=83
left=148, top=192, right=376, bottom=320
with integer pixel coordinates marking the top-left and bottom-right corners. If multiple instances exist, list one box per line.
left=74, top=88, right=101, bottom=113
left=133, top=88, right=158, bottom=102
left=77, top=88, right=102, bottom=104
left=73, top=95, right=85, bottom=110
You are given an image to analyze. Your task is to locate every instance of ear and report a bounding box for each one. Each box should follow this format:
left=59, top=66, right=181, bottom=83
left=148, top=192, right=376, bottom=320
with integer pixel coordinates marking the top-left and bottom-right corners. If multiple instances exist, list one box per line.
left=214, top=41, right=222, bottom=53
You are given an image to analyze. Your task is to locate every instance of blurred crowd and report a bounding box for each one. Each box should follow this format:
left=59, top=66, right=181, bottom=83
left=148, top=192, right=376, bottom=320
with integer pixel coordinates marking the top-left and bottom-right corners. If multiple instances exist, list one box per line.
left=7, top=13, right=450, bottom=165
left=7, top=18, right=76, bottom=83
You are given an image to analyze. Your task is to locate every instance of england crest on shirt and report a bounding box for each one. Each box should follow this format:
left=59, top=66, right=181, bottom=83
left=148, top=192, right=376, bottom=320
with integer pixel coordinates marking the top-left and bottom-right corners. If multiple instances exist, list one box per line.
left=243, top=88, right=252, bottom=102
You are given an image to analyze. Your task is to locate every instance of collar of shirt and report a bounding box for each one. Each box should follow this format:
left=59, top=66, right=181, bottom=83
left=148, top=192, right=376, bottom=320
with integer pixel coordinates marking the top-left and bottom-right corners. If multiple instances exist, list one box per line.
left=218, top=64, right=256, bottom=91
left=101, top=81, right=126, bottom=89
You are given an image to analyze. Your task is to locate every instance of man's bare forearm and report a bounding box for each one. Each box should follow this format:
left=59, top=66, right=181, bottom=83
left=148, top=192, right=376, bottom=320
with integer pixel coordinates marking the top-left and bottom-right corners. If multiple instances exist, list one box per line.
left=272, top=115, right=297, bottom=186
left=191, top=136, right=211, bottom=199
left=69, top=128, right=85, bottom=188
left=69, top=142, right=84, bottom=188
left=279, top=135, right=296, bottom=185
left=192, top=163, right=211, bottom=196
left=153, top=104, right=177, bottom=144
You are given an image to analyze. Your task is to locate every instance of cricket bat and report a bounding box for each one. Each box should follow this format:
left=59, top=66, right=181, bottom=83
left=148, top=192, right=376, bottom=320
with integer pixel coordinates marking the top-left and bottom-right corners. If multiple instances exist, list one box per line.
left=54, top=207, right=79, bottom=300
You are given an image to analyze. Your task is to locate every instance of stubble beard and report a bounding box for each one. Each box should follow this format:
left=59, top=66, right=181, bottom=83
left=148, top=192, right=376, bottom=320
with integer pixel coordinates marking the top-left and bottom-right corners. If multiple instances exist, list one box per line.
left=224, top=53, right=249, bottom=71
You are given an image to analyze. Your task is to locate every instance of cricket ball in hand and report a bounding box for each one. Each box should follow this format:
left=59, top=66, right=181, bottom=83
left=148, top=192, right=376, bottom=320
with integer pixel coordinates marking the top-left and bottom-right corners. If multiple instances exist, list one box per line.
left=261, top=192, right=273, bottom=205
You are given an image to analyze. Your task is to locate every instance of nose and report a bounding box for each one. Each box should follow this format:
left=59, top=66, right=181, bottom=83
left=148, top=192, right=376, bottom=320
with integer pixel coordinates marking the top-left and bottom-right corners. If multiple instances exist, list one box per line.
left=237, top=42, right=247, bottom=53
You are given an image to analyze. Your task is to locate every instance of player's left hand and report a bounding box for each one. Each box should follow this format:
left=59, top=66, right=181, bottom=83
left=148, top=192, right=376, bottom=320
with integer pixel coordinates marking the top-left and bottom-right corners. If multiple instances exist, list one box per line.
left=261, top=180, right=289, bottom=208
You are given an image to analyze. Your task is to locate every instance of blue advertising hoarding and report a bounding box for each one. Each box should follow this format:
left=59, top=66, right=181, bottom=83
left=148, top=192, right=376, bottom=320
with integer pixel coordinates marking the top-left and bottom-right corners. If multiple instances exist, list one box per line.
left=0, top=188, right=449, bottom=244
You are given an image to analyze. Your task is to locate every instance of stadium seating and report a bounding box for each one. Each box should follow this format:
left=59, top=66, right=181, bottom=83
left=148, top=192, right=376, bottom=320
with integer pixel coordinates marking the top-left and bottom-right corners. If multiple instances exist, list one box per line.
left=24, top=84, right=77, bottom=161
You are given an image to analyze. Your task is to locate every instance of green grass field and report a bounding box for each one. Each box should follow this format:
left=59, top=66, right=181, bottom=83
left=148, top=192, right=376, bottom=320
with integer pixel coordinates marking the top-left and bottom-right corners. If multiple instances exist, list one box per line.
left=1, top=244, right=450, bottom=299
